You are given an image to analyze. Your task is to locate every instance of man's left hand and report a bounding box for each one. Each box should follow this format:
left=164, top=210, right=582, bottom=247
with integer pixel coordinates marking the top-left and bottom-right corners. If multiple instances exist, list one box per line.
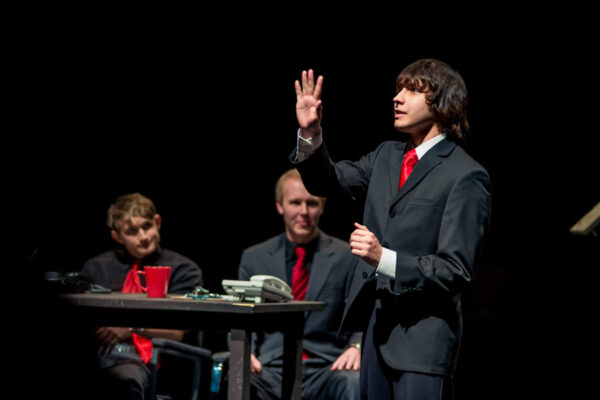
left=350, top=223, right=382, bottom=267
left=330, top=346, right=361, bottom=371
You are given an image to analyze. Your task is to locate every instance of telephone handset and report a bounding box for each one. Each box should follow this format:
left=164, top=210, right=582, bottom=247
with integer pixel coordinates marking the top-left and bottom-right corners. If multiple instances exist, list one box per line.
left=221, top=274, right=293, bottom=303
left=250, top=275, right=292, bottom=297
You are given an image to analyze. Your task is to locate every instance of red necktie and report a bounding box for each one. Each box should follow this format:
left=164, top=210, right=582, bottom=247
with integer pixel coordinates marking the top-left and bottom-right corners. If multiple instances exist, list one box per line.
left=399, top=148, right=418, bottom=189
left=291, top=245, right=309, bottom=301
left=122, top=260, right=153, bottom=364
left=291, top=245, right=312, bottom=359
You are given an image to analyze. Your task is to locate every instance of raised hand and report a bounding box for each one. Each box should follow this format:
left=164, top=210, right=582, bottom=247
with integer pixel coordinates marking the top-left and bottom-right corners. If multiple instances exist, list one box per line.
left=295, top=69, right=324, bottom=139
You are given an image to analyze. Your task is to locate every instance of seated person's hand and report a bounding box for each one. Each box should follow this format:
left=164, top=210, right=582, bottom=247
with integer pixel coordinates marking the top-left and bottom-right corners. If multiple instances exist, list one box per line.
left=330, top=346, right=361, bottom=371
left=94, top=326, right=132, bottom=354
left=250, top=353, right=262, bottom=374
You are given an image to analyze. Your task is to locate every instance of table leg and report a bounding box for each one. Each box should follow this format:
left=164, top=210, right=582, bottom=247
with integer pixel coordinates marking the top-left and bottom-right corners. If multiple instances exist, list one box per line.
left=282, top=316, right=304, bottom=400
left=229, top=329, right=251, bottom=400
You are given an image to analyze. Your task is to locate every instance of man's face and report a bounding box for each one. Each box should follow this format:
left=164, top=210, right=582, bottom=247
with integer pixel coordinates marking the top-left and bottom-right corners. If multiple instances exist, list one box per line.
left=276, top=177, right=324, bottom=244
left=111, top=215, right=161, bottom=260
left=393, top=87, right=438, bottom=135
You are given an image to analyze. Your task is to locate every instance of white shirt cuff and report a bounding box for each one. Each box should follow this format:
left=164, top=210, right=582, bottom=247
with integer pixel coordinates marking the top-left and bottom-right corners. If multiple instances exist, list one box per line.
left=294, top=129, right=322, bottom=162
left=376, top=248, right=397, bottom=278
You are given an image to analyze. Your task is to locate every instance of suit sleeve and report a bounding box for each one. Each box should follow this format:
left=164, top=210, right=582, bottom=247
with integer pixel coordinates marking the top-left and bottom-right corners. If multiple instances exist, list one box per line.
left=295, top=140, right=382, bottom=203
left=393, top=168, right=491, bottom=296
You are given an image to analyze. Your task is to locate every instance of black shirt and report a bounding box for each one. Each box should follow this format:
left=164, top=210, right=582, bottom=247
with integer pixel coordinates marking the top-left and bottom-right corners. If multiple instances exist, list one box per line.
left=284, top=234, right=319, bottom=285
left=81, top=247, right=203, bottom=294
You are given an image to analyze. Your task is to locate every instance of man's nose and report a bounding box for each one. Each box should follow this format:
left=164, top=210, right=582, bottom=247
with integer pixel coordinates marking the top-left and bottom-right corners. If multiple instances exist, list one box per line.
left=299, top=202, right=308, bottom=215
left=393, top=89, right=405, bottom=103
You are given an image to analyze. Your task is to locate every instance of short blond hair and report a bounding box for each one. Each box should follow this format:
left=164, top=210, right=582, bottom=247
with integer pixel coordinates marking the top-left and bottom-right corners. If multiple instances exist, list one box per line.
left=275, top=169, right=325, bottom=204
left=107, top=193, right=157, bottom=231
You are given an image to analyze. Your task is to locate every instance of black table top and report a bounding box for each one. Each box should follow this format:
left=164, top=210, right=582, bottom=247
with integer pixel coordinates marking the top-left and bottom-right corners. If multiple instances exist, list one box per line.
left=59, top=292, right=325, bottom=314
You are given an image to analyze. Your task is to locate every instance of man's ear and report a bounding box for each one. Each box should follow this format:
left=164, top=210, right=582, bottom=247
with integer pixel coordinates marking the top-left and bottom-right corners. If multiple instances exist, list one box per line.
left=275, top=201, right=284, bottom=216
left=111, top=229, right=124, bottom=245
left=154, top=214, right=162, bottom=229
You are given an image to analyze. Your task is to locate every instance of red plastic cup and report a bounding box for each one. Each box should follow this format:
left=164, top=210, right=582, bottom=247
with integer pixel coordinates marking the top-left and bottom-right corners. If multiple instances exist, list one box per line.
left=137, top=266, right=172, bottom=298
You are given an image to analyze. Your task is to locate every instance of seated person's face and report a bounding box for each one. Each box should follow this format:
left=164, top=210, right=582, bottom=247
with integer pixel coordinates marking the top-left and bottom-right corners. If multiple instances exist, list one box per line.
left=276, top=178, right=324, bottom=244
left=111, top=215, right=161, bottom=260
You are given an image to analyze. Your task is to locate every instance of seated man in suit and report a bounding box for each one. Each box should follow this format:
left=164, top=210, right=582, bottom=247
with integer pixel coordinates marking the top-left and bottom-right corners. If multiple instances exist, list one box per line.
left=82, top=192, right=203, bottom=400
left=238, top=169, right=360, bottom=400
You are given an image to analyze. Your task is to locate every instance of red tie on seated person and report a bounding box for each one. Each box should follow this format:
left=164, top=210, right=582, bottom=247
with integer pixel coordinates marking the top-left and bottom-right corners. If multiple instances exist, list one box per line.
left=121, top=260, right=153, bottom=364
left=292, top=245, right=312, bottom=359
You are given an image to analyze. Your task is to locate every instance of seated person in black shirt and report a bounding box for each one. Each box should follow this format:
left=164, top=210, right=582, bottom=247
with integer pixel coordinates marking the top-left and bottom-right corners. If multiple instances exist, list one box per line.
left=82, top=192, right=203, bottom=400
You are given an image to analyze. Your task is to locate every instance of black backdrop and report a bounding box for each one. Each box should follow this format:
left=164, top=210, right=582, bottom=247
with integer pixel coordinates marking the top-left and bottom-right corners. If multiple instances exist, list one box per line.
left=9, top=11, right=599, bottom=399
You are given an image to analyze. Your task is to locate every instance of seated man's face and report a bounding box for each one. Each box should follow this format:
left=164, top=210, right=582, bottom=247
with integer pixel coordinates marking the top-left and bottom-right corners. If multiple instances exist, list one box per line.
left=276, top=177, right=324, bottom=244
left=111, top=215, right=162, bottom=260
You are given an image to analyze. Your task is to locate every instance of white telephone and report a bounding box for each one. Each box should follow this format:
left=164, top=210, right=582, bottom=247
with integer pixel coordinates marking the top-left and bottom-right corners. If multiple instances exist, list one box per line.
left=221, top=275, right=293, bottom=303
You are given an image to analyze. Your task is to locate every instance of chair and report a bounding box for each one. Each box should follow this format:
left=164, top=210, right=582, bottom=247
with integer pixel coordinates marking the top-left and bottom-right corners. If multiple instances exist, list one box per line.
left=148, top=338, right=213, bottom=400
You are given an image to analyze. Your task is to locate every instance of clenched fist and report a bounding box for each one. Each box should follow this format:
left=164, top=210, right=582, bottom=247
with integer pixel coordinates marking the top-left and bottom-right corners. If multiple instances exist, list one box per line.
left=349, top=223, right=382, bottom=267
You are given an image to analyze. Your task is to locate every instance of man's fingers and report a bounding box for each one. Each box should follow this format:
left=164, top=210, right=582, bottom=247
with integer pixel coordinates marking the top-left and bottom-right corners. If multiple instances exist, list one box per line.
left=307, top=69, right=315, bottom=92
left=354, top=222, right=368, bottom=230
left=350, top=230, right=370, bottom=240
left=351, top=248, right=367, bottom=257
left=297, top=69, right=323, bottom=103
left=301, top=70, right=313, bottom=94
left=331, top=357, right=348, bottom=371
left=350, top=239, right=368, bottom=248
left=313, top=75, right=324, bottom=99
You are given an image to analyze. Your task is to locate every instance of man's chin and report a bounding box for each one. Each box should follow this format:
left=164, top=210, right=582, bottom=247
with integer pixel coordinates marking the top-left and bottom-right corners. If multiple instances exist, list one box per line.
left=131, top=248, right=156, bottom=260
left=291, top=228, right=317, bottom=243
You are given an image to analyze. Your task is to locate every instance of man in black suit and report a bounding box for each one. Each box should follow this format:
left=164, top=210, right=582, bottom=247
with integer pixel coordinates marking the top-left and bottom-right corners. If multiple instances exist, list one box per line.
left=291, top=60, right=492, bottom=400
left=238, top=168, right=361, bottom=400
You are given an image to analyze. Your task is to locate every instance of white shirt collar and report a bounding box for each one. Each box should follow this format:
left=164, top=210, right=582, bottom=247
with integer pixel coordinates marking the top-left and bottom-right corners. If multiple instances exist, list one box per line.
left=414, top=133, right=446, bottom=160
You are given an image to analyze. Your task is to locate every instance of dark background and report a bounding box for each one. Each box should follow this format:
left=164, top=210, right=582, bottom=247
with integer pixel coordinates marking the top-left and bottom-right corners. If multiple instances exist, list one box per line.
left=8, top=8, right=599, bottom=399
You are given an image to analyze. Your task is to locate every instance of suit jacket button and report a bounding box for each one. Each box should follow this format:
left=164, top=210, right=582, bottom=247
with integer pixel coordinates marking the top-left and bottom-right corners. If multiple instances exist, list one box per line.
left=362, top=272, right=368, bottom=279
left=389, top=210, right=396, bottom=217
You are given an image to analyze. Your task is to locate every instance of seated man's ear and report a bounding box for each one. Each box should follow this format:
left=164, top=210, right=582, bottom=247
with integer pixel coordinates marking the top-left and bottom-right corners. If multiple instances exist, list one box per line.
left=154, top=214, right=162, bottom=229
left=111, top=229, right=124, bottom=245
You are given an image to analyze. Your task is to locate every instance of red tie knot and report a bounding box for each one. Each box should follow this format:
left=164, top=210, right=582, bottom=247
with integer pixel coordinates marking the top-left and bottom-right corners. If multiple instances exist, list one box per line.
left=403, top=148, right=418, bottom=166
left=294, top=245, right=306, bottom=262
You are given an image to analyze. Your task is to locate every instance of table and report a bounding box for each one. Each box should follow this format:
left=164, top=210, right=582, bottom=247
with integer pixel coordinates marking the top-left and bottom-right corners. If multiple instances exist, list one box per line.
left=60, top=292, right=324, bottom=400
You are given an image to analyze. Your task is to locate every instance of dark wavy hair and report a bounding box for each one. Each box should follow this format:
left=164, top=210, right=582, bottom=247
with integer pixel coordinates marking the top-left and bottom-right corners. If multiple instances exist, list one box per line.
left=396, top=59, right=469, bottom=142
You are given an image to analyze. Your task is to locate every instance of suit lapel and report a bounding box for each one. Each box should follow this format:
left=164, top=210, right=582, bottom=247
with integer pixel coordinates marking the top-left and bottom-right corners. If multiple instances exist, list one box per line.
left=305, top=233, right=335, bottom=302
left=390, top=139, right=456, bottom=208
left=267, top=234, right=288, bottom=280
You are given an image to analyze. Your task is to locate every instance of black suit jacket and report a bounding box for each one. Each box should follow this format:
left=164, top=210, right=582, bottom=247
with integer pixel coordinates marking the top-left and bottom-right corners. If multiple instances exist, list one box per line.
left=238, top=231, right=359, bottom=365
left=296, top=139, right=491, bottom=375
